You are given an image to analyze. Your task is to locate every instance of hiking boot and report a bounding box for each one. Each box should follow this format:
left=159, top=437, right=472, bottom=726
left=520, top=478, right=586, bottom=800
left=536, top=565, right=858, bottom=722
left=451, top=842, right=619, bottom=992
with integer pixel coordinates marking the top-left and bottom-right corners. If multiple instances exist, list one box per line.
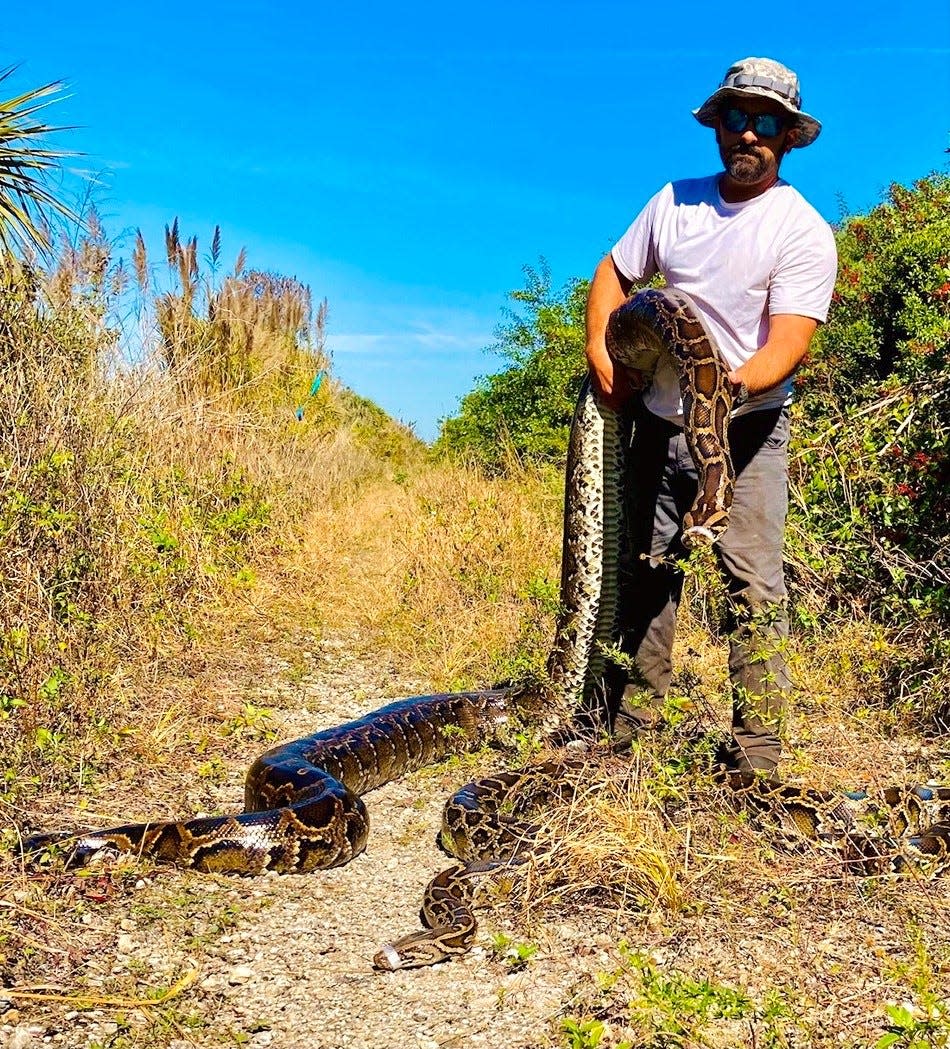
left=609, top=710, right=666, bottom=753
left=711, top=739, right=781, bottom=786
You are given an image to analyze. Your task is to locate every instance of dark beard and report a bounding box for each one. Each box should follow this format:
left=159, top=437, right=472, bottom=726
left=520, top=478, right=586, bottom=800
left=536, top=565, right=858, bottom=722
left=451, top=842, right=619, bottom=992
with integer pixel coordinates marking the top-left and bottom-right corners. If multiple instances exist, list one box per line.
left=725, top=146, right=769, bottom=184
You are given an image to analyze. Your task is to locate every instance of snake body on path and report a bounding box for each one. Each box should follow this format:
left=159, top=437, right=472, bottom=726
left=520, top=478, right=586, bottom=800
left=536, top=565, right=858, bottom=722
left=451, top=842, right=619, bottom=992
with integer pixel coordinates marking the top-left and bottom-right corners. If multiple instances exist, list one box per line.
left=25, top=288, right=948, bottom=966
left=24, top=691, right=515, bottom=873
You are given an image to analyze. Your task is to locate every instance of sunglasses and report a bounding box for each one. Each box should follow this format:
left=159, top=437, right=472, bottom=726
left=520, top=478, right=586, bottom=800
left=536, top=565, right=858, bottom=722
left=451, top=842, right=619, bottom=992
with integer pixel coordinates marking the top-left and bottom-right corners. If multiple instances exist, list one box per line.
left=720, top=107, right=788, bottom=137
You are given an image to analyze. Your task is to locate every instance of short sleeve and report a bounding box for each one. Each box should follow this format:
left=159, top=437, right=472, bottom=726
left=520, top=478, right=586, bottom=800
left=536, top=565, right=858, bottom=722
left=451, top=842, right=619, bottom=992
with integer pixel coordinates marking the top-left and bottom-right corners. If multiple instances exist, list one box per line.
left=768, top=214, right=838, bottom=322
left=610, top=185, right=666, bottom=283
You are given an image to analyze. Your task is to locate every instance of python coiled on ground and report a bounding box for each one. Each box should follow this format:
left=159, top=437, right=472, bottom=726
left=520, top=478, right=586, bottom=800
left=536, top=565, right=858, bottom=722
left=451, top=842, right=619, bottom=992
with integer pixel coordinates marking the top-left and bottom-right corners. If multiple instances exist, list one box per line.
left=373, top=766, right=950, bottom=971
left=23, top=288, right=950, bottom=966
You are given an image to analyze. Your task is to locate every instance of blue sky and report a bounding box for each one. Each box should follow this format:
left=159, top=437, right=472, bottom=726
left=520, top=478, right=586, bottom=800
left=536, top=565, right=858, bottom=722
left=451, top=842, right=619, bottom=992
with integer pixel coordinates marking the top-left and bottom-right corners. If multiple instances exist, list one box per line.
left=9, top=2, right=950, bottom=439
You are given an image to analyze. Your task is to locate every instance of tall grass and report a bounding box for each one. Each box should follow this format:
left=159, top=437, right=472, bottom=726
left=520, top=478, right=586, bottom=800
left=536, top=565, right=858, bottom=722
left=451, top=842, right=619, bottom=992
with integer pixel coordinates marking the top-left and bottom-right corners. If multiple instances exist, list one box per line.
left=137, top=218, right=329, bottom=412
left=0, top=223, right=413, bottom=801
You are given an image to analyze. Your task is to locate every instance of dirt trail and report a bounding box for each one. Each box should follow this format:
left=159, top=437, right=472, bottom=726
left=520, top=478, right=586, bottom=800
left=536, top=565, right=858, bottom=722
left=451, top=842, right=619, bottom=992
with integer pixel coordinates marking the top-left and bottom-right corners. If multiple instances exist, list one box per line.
left=6, top=636, right=606, bottom=1049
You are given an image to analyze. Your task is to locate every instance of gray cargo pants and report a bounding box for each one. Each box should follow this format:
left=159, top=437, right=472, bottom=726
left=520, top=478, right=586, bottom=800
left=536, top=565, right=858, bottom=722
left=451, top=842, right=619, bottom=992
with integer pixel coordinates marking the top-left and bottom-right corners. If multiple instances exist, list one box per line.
left=612, top=402, right=792, bottom=773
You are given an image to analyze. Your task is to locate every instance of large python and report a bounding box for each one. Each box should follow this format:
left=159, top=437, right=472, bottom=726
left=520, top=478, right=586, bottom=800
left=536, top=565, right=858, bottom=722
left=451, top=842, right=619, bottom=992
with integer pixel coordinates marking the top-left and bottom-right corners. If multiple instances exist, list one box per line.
left=26, top=288, right=946, bottom=966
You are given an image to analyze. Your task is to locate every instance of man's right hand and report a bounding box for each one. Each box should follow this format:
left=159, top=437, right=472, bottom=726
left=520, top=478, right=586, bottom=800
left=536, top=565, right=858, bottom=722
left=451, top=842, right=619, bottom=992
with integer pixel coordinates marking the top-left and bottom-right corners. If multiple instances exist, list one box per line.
left=587, top=346, right=645, bottom=411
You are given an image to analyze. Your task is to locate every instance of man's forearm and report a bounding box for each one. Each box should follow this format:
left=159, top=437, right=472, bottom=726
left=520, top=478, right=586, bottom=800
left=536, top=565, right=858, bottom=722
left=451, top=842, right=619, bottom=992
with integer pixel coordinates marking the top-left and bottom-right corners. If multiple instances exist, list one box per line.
left=730, top=314, right=819, bottom=395
left=732, top=344, right=805, bottom=394
left=585, top=254, right=632, bottom=404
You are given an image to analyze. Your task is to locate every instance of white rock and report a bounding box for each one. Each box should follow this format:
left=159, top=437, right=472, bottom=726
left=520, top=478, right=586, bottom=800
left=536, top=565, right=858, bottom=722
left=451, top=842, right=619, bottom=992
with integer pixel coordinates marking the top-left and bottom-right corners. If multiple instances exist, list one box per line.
left=8, top=1026, right=42, bottom=1049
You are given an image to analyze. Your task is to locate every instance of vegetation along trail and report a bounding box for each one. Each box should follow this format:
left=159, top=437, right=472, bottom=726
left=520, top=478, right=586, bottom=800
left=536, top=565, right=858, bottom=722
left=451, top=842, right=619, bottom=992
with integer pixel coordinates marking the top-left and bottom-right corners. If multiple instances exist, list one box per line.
left=7, top=440, right=950, bottom=1048
left=1, top=70, right=949, bottom=1048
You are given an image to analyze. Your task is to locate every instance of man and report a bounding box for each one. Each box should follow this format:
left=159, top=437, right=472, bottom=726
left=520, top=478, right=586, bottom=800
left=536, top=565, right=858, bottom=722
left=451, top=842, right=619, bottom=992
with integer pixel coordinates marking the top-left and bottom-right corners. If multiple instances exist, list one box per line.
left=585, top=57, right=837, bottom=776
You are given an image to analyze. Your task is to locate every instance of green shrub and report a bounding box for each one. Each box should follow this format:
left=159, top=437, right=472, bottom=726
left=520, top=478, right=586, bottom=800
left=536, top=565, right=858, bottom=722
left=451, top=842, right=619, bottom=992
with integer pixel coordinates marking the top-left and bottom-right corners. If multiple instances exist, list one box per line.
left=789, top=172, right=950, bottom=722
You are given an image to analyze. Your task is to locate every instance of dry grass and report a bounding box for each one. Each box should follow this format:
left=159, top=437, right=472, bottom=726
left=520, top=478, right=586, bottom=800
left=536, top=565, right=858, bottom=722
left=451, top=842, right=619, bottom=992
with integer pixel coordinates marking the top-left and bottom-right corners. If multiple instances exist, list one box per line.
left=493, top=703, right=950, bottom=1047
left=280, top=457, right=566, bottom=688
left=526, top=757, right=689, bottom=918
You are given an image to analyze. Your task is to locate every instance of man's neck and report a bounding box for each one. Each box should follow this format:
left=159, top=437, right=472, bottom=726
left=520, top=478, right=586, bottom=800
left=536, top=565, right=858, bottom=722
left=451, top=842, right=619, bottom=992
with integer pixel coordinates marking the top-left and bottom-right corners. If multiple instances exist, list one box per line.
left=718, top=171, right=781, bottom=203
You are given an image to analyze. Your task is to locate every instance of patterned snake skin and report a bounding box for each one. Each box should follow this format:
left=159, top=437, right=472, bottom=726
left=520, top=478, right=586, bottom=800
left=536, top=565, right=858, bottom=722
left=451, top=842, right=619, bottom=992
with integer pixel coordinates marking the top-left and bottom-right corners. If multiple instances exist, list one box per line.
left=374, top=760, right=579, bottom=970
left=606, top=286, right=738, bottom=547
left=24, top=692, right=516, bottom=874
left=546, top=286, right=737, bottom=714
left=373, top=767, right=950, bottom=970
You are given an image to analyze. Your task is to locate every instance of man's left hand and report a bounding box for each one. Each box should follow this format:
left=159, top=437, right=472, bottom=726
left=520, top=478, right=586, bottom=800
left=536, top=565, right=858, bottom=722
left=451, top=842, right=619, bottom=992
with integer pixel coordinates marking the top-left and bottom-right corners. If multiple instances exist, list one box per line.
left=728, top=372, right=749, bottom=406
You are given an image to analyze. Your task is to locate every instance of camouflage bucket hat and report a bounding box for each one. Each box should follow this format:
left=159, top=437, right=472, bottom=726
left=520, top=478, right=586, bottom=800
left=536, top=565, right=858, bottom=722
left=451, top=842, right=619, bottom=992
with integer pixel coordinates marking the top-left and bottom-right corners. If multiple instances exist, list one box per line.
left=693, top=57, right=822, bottom=148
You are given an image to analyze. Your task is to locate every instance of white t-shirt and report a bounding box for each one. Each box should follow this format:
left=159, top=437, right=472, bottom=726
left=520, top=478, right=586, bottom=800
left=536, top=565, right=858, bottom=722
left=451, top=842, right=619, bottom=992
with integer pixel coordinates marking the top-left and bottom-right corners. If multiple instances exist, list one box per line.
left=611, top=175, right=838, bottom=424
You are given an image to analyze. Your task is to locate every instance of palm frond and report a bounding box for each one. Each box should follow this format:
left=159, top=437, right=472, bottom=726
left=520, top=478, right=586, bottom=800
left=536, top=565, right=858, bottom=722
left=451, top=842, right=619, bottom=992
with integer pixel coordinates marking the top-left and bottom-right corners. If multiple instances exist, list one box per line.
left=0, top=65, right=80, bottom=257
